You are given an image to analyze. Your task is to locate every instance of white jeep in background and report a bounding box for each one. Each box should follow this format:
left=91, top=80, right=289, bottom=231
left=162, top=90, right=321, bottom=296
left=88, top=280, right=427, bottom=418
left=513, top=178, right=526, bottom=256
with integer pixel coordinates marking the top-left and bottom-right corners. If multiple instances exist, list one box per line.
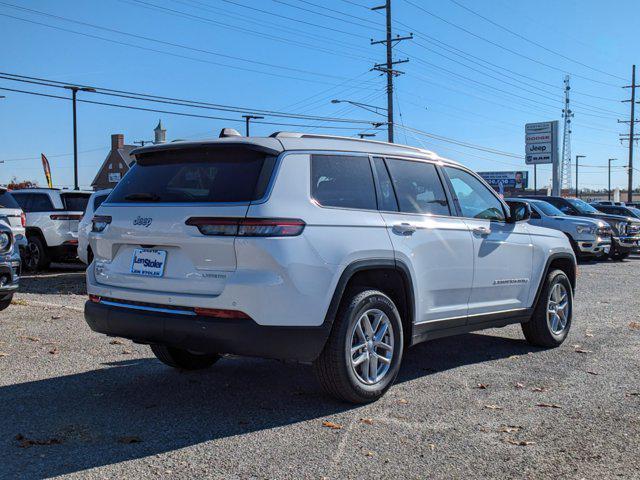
left=84, top=132, right=577, bottom=403
left=78, top=189, right=112, bottom=264
left=12, top=188, right=92, bottom=271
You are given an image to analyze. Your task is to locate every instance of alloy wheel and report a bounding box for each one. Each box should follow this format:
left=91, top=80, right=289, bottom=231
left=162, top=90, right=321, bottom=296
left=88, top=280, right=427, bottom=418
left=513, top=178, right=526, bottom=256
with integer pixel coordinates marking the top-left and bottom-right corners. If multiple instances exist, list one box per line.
left=547, top=283, right=569, bottom=334
left=348, top=308, right=394, bottom=385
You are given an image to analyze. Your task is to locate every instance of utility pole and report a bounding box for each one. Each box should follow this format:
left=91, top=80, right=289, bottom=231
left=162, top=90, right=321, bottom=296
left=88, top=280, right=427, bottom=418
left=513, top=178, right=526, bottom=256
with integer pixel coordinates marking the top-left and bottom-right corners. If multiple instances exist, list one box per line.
left=242, top=115, right=263, bottom=136
left=560, top=75, right=573, bottom=192
left=575, top=155, right=585, bottom=198
left=620, top=65, right=639, bottom=203
left=371, top=0, right=412, bottom=143
left=64, top=85, right=95, bottom=190
left=608, top=158, right=617, bottom=201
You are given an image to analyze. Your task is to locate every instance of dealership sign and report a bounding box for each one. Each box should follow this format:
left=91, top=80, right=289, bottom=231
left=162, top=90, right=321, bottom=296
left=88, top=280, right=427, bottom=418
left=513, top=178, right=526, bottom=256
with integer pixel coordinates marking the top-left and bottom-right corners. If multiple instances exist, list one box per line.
left=478, top=171, right=528, bottom=193
left=525, top=121, right=559, bottom=165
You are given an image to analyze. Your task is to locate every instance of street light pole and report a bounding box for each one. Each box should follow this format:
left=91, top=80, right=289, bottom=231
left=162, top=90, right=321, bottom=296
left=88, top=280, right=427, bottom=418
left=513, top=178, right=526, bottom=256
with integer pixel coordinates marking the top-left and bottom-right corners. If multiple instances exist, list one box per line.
left=608, top=158, right=617, bottom=201
left=64, top=86, right=95, bottom=190
left=575, top=155, right=585, bottom=198
left=330, top=99, right=387, bottom=117
left=242, top=115, right=264, bottom=136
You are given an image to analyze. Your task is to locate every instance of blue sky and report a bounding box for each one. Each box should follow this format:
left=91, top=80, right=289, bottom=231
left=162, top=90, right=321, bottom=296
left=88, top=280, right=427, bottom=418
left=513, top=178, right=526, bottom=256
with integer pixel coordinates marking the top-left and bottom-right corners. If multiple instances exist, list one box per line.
left=0, top=0, right=638, bottom=190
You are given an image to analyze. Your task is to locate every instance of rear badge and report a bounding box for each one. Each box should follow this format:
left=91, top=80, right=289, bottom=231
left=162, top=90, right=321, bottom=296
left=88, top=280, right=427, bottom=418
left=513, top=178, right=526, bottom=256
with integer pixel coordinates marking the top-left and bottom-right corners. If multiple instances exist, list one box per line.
left=133, top=216, right=152, bottom=227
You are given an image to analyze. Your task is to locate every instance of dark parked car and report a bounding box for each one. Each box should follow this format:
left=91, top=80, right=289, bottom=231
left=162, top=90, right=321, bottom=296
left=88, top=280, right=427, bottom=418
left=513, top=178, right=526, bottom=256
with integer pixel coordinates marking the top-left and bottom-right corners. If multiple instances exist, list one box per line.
left=0, top=222, right=20, bottom=310
left=591, top=203, right=640, bottom=220
left=520, top=196, right=640, bottom=260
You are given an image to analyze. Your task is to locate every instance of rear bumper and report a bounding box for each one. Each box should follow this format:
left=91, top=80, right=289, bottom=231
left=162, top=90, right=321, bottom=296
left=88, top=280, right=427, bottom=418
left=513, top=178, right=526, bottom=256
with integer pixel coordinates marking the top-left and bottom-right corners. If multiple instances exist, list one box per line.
left=84, top=300, right=331, bottom=362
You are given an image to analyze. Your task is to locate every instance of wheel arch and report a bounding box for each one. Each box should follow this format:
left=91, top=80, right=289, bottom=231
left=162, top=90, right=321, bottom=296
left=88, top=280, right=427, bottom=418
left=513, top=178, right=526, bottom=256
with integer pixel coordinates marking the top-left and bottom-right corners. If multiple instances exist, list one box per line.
left=323, top=259, right=416, bottom=347
left=532, top=252, right=576, bottom=308
left=25, top=227, right=47, bottom=247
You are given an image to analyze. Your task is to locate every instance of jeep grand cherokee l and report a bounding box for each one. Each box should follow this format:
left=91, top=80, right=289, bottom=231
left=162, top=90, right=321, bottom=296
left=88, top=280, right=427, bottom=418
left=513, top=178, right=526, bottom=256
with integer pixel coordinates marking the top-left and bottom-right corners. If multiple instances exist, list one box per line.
left=84, top=132, right=577, bottom=403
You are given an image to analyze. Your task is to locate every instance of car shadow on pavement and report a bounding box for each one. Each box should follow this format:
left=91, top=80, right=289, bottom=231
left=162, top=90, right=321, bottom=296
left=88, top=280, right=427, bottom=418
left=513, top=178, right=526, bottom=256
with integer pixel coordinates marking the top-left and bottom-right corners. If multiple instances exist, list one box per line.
left=0, top=331, right=541, bottom=478
left=18, top=265, right=87, bottom=296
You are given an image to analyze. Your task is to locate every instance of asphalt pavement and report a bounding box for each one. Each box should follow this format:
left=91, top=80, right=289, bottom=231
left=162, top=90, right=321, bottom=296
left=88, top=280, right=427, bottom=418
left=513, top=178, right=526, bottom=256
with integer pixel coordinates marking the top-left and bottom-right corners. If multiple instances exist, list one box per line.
left=0, top=259, right=639, bottom=479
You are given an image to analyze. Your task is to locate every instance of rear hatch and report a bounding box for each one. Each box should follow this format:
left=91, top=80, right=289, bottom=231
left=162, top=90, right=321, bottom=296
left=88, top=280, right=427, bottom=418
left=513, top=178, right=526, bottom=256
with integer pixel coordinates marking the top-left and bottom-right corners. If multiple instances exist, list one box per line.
left=59, top=192, right=91, bottom=234
left=0, top=190, right=24, bottom=234
left=93, top=144, right=278, bottom=295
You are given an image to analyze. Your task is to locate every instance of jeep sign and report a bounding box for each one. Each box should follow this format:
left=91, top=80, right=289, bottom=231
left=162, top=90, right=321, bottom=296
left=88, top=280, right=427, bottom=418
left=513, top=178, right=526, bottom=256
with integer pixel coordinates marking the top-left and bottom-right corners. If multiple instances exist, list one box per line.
left=525, top=121, right=558, bottom=165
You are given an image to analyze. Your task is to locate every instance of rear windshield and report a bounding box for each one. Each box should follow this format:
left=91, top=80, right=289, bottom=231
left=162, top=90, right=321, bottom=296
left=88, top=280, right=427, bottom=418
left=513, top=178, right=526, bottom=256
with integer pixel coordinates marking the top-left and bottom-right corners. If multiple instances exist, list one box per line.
left=61, top=193, right=91, bottom=212
left=94, top=194, right=109, bottom=210
left=0, top=191, right=20, bottom=209
left=108, top=147, right=276, bottom=203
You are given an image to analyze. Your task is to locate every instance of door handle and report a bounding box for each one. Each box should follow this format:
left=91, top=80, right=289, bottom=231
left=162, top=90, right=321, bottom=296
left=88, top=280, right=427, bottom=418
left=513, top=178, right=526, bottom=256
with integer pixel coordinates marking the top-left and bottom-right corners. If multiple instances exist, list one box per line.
left=393, top=222, right=416, bottom=235
left=472, top=226, right=491, bottom=236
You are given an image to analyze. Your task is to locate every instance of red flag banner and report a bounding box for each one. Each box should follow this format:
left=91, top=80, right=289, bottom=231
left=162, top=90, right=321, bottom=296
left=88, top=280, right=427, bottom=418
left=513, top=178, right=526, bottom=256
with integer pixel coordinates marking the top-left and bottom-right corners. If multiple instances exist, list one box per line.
left=41, top=153, right=52, bottom=188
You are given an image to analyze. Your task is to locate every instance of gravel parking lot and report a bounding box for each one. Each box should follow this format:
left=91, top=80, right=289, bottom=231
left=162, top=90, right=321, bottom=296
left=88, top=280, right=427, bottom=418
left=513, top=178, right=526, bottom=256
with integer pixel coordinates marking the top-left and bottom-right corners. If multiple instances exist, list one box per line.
left=1, top=258, right=639, bottom=479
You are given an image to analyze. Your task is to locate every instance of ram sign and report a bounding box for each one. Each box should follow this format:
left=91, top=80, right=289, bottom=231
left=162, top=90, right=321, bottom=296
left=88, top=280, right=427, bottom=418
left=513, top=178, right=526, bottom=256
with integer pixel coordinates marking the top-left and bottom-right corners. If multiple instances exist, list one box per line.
left=525, top=121, right=559, bottom=165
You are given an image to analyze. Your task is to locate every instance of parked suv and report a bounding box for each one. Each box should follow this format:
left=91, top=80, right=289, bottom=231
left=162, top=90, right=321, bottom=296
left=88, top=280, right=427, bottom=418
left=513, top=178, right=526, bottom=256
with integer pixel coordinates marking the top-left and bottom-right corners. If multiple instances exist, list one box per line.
left=78, top=189, right=112, bottom=264
left=521, top=196, right=640, bottom=260
left=591, top=203, right=640, bottom=220
left=85, top=133, right=576, bottom=403
left=0, top=188, right=26, bottom=249
left=0, top=223, right=21, bottom=311
left=12, top=188, right=92, bottom=270
left=507, top=198, right=611, bottom=258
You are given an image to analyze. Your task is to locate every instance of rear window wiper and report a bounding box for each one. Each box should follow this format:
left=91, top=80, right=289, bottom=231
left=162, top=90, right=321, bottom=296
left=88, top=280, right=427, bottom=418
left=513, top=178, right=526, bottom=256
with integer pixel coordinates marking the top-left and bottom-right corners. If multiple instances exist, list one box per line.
left=123, top=192, right=161, bottom=202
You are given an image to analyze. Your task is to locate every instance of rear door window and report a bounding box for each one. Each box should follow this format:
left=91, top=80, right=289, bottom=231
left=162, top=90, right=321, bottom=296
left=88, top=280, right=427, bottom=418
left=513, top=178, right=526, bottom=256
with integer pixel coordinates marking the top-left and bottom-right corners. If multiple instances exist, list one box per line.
left=311, top=155, right=377, bottom=210
left=61, top=193, right=91, bottom=212
left=108, top=147, right=276, bottom=203
left=0, top=191, right=20, bottom=209
left=372, top=157, right=398, bottom=212
left=385, top=158, right=450, bottom=216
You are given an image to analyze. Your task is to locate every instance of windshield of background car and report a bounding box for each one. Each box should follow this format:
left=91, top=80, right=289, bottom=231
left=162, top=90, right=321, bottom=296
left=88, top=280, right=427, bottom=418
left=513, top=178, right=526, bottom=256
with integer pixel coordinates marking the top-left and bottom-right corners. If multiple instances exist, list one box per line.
left=566, top=198, right=600, bottom=215
left=0, top=191, right=20, bottom=209
left=533, top=201, right=565, bottom=216
left=108, top=147, right=276, bottom=203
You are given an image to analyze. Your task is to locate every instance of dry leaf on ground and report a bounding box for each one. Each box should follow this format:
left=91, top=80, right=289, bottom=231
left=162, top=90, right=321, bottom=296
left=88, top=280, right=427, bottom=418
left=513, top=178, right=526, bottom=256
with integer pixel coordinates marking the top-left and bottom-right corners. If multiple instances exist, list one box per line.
left=575, top=348, right=592, bottom=354
left=360, top=418, right=374, bottom=425
left=586, top=371, right=599, bottom=376
left=109, top=339, right=125, bottom=345
left=398, top=398, right=409, bottom=405
left=475, top=383, right=489, bottom=389
left=503, top=438, right=535, bottom=446
left=514, top=382, right=525, bottom=389
left=498, top=425, right=522, bottom=433
left=531, top=386, right=547, bottom=392
left=48, top=347, right=59, bottom=355
left=625, top=392, right=639, bottom=397
left=536, top=403, right=561, bottom=409
left=15, top=434, right=63, bottom=448
left=629, top=322, right=640, bottom=330
left=117, top=436, right=142, bottom=444
left=322, top=421, right=343, bottom=430
left=0, top=352, right=9, bottom=357
left=484, top=404, right=503, bottom=410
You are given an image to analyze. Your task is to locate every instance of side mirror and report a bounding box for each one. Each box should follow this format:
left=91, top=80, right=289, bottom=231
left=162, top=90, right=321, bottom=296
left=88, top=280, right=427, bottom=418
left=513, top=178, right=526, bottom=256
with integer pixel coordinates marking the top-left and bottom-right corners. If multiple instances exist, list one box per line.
left=506, top=201, right=531, bottom=223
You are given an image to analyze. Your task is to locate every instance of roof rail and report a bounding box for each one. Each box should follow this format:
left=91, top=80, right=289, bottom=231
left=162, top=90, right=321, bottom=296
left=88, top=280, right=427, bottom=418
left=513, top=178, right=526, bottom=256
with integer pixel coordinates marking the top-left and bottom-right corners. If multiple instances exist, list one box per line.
left=269, top=131, right=426, bottom=153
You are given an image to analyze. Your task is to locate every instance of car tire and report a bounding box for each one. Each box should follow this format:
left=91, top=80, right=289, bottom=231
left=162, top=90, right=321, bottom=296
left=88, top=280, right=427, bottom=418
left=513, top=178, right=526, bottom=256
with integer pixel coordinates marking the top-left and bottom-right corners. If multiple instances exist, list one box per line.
left=23, top=236, right=51, bottom=272
left=522, top=269, right=573, bottom=347
left=314, top=288, right=404, bottom=404
left=610, top=249, right=629, bottom=261
left=150, top=344, right=221, bottom=370
left=0, top=295, right=12, bottom=311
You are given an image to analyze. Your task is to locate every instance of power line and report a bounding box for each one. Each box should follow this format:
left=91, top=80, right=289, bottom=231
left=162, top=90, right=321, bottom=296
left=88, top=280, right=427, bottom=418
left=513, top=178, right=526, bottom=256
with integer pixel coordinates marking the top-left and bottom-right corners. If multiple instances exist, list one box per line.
left=402, top=0, right=621, bottom=88
left=0, top=71, right=378, bottom=124
left=0, top=86, right=378, bottom=131
left=446, top=0, right=626, bottom=82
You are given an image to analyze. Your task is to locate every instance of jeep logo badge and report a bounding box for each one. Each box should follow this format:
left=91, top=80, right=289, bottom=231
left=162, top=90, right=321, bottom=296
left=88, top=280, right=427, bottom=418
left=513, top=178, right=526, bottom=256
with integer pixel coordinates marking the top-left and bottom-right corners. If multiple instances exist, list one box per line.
left=133, top=216, right=152, bottom=227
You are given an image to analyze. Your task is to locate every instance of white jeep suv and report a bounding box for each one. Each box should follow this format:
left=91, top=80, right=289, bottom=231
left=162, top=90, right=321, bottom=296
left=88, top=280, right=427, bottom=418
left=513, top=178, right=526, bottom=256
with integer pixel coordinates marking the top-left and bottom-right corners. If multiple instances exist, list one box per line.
left=12, top=188, right=92, bottom=270
left=84, top=132, right=576, bottom=403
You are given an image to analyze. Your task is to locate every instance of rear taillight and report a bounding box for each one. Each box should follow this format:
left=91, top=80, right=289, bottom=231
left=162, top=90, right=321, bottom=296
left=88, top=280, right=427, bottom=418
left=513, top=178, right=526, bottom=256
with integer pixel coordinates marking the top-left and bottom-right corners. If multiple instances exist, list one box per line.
left=186, top=218, right=305, bottom=237
left=50, top=214, right=83, bottom=220
left=89, top=294, right=101, bottom=303
left=92, top=215, right=112, bottom=233
left=20, top=212, right=26, bottom=227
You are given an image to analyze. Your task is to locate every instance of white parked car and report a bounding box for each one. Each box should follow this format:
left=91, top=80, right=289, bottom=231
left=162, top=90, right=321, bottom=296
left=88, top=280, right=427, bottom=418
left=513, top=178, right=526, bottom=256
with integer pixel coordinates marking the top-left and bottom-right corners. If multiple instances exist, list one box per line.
left=12, top=188, right=92, bottom=271
left=0, top=188, right=26, bottom=248
left=85, top=132, right=576, bottom=403
left=78, top=189, right=112, bottom=264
